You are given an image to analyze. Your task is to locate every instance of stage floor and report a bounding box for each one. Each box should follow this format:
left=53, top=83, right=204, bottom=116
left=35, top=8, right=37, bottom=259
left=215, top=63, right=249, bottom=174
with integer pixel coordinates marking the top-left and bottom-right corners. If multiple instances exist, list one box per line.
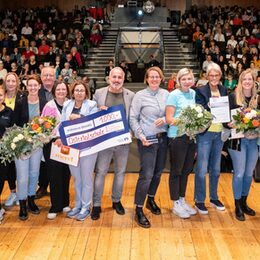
left=0, top=173, right=260, bottom=259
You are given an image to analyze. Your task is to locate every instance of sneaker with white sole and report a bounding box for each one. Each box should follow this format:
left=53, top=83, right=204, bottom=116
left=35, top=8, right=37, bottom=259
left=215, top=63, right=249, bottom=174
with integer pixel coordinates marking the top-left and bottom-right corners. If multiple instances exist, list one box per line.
left=76, top=208, right=90, bottom=221
left=195, top=202, right=208, bottom=215
left=63, top=206, right=71, bottom=213
left=5, top=192, right=17, bottom=207
left=0, top=208, right=5, bottom=222
left=210, top=199, right=225, bottom=211
left=67, top=208, right=81, bottom=218
left=172, top=200, right=190, bottom=219
left=47, top=213, right=57, bottom=220
left=179, top=197, right=197, bottom=215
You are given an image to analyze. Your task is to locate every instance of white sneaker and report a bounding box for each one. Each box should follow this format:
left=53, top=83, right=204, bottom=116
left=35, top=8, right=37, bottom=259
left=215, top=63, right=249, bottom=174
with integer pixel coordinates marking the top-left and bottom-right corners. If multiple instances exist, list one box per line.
left=172, top=200, right=190, bottom=219
left=179, top=197, right=197, bottom=215
left=63, top=206, right=71, bottom=213
left=47, top=213, right=57, bottom=220
left=5, top=192, right=17, bottom=207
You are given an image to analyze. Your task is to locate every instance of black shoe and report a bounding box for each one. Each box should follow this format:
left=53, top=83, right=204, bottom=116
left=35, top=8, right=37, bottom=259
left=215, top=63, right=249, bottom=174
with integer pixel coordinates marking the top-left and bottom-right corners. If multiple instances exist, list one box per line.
left=146, top=197, right=161, bottom=215
left=35, top=187, right=47, bottom=199
left=135, top=209, right=151, bottom=228
left=28, top=196, right=40, bottom=214
left=19, top=200, right=28, bottom=221
left=241, top=196, right=255, bottom=216
left=112, top=201, right=125, bottom=215
left=91, top=206, right=101, bottom=220
left=235, top=199, right=245, bottom=221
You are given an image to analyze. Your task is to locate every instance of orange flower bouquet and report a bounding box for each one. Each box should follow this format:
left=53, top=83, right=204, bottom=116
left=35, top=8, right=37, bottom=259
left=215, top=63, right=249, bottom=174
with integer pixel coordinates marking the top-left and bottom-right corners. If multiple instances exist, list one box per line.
left=232, top=107, right=260, bottom=139
left=28, top=116, right=57, bottom=144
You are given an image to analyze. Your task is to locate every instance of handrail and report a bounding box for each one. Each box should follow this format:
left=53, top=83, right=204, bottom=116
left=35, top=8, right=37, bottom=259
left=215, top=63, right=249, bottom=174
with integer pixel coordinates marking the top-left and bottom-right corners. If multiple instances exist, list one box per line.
left=159, top=28, right=165, bottom=70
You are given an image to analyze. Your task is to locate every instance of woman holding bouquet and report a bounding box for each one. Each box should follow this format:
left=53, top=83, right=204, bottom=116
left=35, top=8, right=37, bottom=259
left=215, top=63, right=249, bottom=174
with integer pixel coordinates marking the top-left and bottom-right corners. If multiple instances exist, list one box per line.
left=41, top=81, right=71, bottom=220
left=130, top=67, right=169, bottom=228
left=195, top=63, right=228, bottom=214
left=165, top=68, right=197, bottom=218
left=226, top=69, right=259, bottom=221
left=55, top=81, right=98, bottom=221
left=0, top=84, right=14, bottom=222
left=13, top=74, right=46, bottom=220
left=3, top=72, right=24, bottom=208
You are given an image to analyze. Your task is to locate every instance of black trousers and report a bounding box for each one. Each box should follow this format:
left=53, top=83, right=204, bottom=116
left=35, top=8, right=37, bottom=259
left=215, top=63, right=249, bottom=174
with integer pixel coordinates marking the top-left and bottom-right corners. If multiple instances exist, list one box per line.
left=134, top=135, right=168, bottom=206
left=6, top=161, right=16, bottom=191
left=43, top=141, right=71, bottom=213
left=168, top=135, right=196, bottom=201
left=0, top=163, right=9, bottom=208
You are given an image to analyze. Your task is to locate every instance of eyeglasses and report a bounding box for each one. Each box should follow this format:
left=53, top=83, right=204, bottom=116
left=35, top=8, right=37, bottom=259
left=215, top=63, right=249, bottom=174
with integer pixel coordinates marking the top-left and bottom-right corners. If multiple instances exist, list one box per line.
left=74, top=89, right=85, bottom=93
left=42, top=74, right=54, bottom=78
left=148, top=76, right=160, bottom=79
left=208, top=74, right=220, bottom=78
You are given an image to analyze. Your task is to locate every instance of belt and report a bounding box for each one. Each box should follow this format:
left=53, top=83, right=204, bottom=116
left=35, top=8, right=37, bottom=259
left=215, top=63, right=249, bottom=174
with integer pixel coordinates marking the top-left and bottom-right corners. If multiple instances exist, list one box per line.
left=155, top=132, right=167, bottom=138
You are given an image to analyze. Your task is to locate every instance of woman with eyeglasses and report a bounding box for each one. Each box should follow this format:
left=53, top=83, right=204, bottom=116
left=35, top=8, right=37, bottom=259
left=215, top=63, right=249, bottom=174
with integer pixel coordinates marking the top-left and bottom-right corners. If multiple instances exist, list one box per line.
left=194, top=63, right=228, bottom=215
left=55, top=80, right=98, bottom=221
left=130, top=66, right=169, bottom=228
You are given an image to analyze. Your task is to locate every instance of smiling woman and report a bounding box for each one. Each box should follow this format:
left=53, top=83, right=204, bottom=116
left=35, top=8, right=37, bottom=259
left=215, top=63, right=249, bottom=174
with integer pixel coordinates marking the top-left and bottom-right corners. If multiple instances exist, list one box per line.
left=130, top=66, right=169, bottom=228
left=55, top=80, right=98, bottom=221
left=13, top=74, right=46, bottom=221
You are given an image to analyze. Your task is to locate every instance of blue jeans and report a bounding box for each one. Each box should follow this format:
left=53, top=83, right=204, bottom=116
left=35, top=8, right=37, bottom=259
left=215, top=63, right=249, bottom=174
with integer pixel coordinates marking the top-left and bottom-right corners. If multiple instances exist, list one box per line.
left=134, top=135, right=168, bottom=206
left=228, top=138, right=258, bottom=199
left=15, top=148, right=43, bottom=200
left=93, top=144, right=130, bottom=206
left=195, top=131, right=223, bottom=203
left=69, top=153, right=97, bottom=210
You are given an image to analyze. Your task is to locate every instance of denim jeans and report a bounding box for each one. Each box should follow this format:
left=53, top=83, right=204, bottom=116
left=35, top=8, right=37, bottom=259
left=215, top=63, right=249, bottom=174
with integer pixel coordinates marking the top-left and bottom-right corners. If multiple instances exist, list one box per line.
left=93, top=144, right=130, bottom=206
left=134, top=135, right=168, bottom=206
left=15, top=148, right=43, bottom=200
left=228, top=138, right=258, bottom=200
left=168, top=135, right=196, bottom=200
left=195, top=131, right=223, bottom=203
left=69, top=153, right=97, bottom=210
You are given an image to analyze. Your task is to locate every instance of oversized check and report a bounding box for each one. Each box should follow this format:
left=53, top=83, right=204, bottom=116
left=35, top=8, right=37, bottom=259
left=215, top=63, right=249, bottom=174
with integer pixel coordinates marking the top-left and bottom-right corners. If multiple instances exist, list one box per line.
left=59, top=104, right=132, bottom=157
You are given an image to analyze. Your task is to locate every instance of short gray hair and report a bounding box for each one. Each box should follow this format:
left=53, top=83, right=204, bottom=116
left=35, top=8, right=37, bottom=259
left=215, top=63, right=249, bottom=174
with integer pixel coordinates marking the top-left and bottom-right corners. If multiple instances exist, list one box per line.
left=206, top=62, right=222, bottom=77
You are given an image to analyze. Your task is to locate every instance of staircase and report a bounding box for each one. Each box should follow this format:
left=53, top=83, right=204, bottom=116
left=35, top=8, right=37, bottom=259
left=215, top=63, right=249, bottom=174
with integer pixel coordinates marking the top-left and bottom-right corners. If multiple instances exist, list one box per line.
left=162, top=28, right=200, bottom=82
left=84, top=29, right=119, bottom=88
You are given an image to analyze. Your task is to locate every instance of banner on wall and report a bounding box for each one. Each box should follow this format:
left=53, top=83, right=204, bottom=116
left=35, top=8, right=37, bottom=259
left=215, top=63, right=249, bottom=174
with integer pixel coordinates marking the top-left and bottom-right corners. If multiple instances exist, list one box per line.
left=59, top=104, right=132, bottom=157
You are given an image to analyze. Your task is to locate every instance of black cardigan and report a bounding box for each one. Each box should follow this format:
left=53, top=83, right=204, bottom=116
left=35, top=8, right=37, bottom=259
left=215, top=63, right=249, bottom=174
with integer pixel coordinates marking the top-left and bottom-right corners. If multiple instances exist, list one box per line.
left=13, top=95, right=46, bottom=127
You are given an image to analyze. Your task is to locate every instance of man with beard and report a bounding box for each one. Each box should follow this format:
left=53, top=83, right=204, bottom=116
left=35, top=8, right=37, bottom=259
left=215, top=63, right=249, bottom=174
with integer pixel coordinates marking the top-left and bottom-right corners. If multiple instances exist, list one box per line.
left=91, top=67, right=135, bottom=220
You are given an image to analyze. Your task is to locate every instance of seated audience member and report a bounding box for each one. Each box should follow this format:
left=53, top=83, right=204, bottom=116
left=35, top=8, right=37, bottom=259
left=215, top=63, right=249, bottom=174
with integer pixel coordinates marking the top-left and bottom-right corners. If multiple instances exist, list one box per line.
left=224, top=73, right=237, bottom=91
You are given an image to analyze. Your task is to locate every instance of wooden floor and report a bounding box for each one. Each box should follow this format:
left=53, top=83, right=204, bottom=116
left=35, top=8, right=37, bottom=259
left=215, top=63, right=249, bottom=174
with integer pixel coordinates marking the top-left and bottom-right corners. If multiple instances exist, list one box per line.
left=0, top=173, right=260, bottom=260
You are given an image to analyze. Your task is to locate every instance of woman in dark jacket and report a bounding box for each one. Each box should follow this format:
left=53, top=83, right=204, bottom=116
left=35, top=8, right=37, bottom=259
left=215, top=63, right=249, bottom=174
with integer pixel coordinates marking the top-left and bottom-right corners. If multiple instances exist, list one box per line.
left=13, top=74, right=45, bottom=221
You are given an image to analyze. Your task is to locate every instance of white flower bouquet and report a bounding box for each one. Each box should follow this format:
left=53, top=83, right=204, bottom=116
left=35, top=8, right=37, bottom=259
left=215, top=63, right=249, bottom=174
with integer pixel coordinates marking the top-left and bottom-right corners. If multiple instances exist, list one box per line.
left=177, top=104, right=213, bottom=140
left=0, top=125, right=43, bottom=164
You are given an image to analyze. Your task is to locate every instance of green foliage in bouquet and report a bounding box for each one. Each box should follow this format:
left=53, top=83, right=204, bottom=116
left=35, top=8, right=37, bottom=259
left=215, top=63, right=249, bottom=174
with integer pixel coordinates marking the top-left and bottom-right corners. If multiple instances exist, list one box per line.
left=177, top=104, right=213, bottom=140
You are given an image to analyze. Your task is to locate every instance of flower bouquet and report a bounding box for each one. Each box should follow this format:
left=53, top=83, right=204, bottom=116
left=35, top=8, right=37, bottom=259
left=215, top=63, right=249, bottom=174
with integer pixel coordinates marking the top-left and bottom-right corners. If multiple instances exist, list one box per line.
left=0, top=125, right=40, bottom=163
left=232, top=107, right=260, bottom=139
left=177, top=104, right=213, bottom=140
left=28, top=116, right=57, bottom=144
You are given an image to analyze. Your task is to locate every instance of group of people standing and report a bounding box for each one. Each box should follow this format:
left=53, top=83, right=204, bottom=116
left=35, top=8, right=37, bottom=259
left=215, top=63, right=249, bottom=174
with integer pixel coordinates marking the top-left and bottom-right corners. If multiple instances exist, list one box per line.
left=0, top=63, right=258, bottom=227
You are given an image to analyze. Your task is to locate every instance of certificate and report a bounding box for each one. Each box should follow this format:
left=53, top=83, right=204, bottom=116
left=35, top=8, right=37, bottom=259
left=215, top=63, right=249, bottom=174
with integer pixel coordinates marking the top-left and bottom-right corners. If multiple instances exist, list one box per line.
left=209, top=96, right=230, bottom=123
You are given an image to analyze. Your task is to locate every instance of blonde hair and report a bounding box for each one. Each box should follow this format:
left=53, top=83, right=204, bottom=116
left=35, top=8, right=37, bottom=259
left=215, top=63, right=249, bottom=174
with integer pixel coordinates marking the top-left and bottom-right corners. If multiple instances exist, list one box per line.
left=176, top=68, right=194, bottom=87
left=235, top=69, right=257, bottom=108
left=144, top=66, right=165, bottom=85
left=4, top=72, right=21, bottom=93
